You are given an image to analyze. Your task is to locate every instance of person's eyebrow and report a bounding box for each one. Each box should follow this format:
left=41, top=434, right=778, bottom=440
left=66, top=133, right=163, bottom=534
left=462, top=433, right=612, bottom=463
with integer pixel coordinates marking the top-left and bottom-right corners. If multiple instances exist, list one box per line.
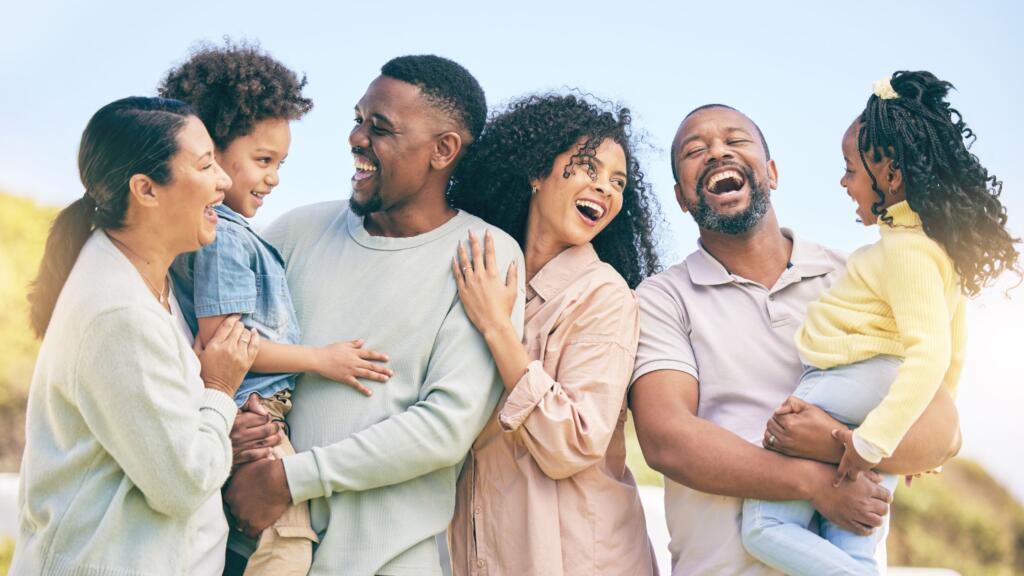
left=195, top=150, right=213, bottom=163
left=589, top=155, right=628, bottom=179
left=370, top=113, right=395, bottom=128
left=724, top=126, right=754, bottom=137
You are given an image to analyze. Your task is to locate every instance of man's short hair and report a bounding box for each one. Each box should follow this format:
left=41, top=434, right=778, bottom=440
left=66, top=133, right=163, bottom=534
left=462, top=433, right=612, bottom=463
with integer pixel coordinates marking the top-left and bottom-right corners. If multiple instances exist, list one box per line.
left=670, top=104, right=771, bottom=181
left=381, top=55, right=487, bottom=142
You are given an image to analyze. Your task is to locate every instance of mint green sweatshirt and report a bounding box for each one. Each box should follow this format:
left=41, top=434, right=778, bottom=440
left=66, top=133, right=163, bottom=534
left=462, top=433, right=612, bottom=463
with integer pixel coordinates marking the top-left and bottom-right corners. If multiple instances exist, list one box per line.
left=261, top=203, right=525, bottom=576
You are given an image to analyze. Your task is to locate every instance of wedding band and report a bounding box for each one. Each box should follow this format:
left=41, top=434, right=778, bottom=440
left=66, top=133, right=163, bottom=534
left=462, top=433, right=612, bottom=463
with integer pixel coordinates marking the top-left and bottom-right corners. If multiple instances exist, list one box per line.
left=462, top=266, right=472, bottom=273
left=768, top=434, right=777, bottom=447
left=240, top=337, right=251, bottom=344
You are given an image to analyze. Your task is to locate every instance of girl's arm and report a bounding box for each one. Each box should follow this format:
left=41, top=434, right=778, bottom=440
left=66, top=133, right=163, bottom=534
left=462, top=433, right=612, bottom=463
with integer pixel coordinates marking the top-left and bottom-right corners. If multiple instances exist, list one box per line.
left=197, top=316, right=391, bottom=396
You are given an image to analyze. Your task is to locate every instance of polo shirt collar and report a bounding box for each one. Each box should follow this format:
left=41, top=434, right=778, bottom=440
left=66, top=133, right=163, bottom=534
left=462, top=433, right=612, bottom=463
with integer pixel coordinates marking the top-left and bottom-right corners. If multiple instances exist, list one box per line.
left=528, top=243, right=600, bottom=301
left=686, top=228, right=837, bottom=286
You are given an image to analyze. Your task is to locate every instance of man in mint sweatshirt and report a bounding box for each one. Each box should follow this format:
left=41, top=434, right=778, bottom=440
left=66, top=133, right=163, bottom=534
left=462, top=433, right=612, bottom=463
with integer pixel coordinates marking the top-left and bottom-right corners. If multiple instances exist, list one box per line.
left=224, top=55, right=525, bottom=576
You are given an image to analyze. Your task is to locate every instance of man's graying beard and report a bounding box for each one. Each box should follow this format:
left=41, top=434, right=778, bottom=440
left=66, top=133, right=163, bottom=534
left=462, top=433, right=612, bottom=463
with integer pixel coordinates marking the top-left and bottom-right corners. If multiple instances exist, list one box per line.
left=685, top=163, right=770, bottom=234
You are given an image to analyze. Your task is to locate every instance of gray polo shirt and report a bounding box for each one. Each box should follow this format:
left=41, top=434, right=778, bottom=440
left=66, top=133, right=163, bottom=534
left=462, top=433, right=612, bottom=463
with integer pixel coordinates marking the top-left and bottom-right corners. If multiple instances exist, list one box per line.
left=633, top=230, right=845, bottom=576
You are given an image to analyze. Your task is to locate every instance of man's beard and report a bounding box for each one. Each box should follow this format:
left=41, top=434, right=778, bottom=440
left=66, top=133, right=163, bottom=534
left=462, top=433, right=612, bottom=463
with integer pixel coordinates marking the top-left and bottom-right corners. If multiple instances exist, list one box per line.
left=349, top=192, right=382, bottom=216
left=684, top=163, right=770, bottom=234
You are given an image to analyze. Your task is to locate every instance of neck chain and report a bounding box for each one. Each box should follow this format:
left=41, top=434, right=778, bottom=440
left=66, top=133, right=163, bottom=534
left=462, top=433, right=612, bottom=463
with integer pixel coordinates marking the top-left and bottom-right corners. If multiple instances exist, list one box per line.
left=106, top=232, right=169, bottom=307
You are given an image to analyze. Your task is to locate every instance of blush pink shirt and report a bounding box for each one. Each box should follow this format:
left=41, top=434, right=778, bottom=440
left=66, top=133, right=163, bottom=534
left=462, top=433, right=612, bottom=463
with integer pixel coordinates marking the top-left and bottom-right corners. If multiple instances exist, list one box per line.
left=450, top=243, right=657, bottom=576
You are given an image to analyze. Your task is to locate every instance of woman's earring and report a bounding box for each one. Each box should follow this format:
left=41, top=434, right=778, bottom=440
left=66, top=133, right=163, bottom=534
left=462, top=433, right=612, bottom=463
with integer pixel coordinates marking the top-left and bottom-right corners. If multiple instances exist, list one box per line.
left=531, top=186, right=539, bottom=196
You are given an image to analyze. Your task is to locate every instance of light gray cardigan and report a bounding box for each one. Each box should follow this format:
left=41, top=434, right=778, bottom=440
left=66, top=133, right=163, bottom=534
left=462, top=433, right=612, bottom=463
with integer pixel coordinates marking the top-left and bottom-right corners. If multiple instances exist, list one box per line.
left=12, top=230, right=237, bottom=576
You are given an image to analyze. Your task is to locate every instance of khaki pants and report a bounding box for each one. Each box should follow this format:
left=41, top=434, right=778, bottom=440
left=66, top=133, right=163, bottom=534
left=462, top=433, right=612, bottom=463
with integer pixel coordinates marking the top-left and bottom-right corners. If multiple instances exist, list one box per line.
left=242, top=390, right=319, bottom=576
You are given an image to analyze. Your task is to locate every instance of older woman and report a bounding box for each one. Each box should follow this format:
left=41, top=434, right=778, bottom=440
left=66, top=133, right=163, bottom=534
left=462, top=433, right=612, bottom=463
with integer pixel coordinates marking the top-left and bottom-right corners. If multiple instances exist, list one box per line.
left=13, top=96, right=258, bottom=576
left=448, top=94, right=662, bottom=575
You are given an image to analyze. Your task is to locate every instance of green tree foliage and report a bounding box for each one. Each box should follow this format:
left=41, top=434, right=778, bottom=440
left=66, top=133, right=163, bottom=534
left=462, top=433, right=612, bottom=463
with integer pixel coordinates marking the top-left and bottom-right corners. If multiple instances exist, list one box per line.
left=0, top=192, right=57, bottom=471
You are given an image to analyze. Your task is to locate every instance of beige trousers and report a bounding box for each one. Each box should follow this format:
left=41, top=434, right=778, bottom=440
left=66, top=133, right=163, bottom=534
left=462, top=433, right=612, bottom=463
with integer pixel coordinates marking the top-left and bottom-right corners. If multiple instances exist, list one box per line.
left=242, top=390, right=319, bottom=576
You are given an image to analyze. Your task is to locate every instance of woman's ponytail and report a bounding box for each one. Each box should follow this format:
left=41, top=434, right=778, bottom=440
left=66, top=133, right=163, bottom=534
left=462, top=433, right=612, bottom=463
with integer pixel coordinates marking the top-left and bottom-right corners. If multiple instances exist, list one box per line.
left=28, top=196, right=96, bottom=337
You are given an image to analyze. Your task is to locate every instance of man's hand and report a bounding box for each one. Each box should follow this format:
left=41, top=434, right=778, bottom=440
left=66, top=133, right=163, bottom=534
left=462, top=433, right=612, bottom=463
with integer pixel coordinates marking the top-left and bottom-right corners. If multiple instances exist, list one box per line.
left=230, top=393, right=285, bottom=470
left=809, top=465, right=890, bottom=535
left=833, top=428, right=877, bottom=486
left=764, top=396, right=844, bottom=464
left=224, top=457, right=292, bottom=538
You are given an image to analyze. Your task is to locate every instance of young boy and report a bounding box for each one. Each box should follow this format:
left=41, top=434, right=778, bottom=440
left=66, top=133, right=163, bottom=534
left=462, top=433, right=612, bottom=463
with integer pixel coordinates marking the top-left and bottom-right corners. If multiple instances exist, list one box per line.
left=162, top=42, right=391, bottom=576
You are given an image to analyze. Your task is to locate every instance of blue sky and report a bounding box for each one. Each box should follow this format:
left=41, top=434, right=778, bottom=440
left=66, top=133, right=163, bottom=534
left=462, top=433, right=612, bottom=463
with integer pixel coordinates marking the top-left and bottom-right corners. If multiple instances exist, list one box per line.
left=3, top=1, right=1023, bottom=497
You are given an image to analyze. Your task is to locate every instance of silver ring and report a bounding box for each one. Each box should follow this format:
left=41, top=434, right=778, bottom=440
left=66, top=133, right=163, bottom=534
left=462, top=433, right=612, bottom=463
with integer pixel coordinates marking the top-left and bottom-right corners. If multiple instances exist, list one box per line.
left=240, top=337, right=251, bottom=344
left=767, top=434, right=777, bottom=447
left=462, top=266, right=472, bottom=273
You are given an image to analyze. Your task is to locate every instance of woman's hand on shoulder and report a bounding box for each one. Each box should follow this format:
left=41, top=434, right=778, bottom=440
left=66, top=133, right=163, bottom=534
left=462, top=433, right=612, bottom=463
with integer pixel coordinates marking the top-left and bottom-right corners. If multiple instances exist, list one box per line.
left=197, top=315, right=259, bottom=397
left=452, top=229, right=518, bottom=337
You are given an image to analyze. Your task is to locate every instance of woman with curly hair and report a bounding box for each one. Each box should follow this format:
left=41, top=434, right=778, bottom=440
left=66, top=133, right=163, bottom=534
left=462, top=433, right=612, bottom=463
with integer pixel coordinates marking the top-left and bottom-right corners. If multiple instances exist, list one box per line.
left=741, top=71, right=1021, bottom=576
left=447, top=94, right=661, bottom=575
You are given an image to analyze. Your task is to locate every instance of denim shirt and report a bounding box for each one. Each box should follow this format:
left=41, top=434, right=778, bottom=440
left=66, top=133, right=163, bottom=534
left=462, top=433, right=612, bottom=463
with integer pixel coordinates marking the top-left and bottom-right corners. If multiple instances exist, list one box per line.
left=170, top=204, right=301, bottom=406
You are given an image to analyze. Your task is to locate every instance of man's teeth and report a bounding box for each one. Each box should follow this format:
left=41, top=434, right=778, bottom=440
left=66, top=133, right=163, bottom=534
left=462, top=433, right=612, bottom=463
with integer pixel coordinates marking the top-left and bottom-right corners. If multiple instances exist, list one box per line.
left=251, top=191, right=267, bottom=199
left=354, top=158, right=377, bottom=172
left=708, top=169, right=743, bottom=189
left=575, top=199, right=606, bottom=219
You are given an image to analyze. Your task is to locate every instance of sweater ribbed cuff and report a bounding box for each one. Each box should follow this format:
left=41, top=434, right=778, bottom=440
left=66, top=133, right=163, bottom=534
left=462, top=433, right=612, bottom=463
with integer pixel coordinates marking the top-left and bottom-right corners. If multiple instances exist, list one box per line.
left=852, top=430, right=886, bottom=464
left=201, top=388, right=238, bottom=432
left=283, top=450, right=325, bottom=504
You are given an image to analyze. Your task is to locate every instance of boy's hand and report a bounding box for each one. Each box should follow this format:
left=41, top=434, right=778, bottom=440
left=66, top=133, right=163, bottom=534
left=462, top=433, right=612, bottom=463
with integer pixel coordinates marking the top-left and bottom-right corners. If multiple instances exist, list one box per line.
left=832, top=428, right=877, bottom=486
left=314, top=340, right=392, bottom=396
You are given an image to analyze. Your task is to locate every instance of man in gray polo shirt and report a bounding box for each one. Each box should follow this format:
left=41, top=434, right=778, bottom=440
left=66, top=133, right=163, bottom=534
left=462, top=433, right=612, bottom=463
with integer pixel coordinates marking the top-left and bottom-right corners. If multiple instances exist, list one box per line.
left=630, top=104, right=961, bottom=575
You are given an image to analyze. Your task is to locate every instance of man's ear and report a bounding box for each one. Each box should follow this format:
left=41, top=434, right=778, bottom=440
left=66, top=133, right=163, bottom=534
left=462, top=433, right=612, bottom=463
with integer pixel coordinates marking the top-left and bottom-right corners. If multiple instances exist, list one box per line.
left=674, top=182, right=689, bottom=213
left=128, top=174, right=160, bottom=208
left=766, top=158, right=779, bottom=190
left=431, top=131, right=464, bottom=171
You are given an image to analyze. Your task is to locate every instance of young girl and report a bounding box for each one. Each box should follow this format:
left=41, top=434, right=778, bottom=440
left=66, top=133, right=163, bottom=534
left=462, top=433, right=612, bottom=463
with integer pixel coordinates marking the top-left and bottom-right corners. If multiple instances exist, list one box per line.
left=741, top=71, right=1020, bottom=575
left=161, top=43, right=392, bottom=575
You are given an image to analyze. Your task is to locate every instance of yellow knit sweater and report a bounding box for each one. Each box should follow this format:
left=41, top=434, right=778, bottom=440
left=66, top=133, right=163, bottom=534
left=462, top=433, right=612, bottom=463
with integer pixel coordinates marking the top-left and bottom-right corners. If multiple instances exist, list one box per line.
left=796, top=201, right=966, bottom=457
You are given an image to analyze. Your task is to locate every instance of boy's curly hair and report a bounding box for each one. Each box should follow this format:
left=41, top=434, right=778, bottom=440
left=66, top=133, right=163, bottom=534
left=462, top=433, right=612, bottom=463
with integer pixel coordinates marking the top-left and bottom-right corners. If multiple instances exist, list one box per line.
left=158, top=40, right=312, bottom=150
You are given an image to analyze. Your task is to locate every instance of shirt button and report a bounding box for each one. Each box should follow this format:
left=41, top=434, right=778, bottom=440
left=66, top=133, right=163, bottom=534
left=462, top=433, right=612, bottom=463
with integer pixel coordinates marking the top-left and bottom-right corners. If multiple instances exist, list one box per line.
left=474, top=506, right=482, bottom=516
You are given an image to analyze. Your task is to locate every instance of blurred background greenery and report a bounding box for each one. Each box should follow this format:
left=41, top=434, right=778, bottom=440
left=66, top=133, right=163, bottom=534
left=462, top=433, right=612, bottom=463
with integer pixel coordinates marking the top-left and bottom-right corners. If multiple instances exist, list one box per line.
left=1, top=192, right=1021, bottom=575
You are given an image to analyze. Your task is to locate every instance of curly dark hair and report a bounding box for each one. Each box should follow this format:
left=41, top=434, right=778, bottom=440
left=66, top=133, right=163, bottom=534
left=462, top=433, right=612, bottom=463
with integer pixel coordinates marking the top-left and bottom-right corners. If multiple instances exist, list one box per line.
left=449, top=93, right=661, bottom=288
left=158, top=40, right=312, bottom=150
left=859, top=70, right=1021, bottom=296
left=381, top=55, right=487, bottom=142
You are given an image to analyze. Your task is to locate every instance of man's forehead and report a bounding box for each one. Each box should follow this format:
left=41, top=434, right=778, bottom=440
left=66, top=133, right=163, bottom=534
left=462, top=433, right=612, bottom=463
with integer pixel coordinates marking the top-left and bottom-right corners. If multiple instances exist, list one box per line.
left=678, top=106, right=757, bottom=140
left=357, top=76, right=427, bottom=115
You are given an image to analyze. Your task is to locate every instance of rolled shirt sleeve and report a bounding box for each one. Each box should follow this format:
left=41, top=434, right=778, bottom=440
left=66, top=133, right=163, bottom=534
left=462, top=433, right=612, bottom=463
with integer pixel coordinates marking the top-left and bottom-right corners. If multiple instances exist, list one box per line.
left=498, top=284, right=640, bottom=480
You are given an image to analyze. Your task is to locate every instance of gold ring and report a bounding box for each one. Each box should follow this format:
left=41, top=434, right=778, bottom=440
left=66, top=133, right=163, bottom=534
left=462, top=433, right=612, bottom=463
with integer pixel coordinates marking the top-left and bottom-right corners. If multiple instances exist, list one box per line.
left=462, top=266, right=472, bottom=273
left=240, top=337, right=251, bottom=344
